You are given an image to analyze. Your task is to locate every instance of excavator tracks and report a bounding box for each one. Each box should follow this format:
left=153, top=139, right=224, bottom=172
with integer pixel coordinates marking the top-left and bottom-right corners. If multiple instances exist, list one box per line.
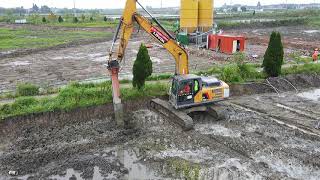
left=150, top=98, right=194, bottom=131
left=149, top=98, right=227, bottom=131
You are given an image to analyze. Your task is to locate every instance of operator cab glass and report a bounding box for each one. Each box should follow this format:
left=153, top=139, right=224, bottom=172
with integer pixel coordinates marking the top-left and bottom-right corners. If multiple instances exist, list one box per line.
left=201, top=77, right=222, bottom=87
left=170, top=75, right=202, bottom=108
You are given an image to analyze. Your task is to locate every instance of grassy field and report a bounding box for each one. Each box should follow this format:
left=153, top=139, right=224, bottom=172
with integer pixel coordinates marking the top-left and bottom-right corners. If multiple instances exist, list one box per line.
left=47, top=21, right=118, bottom=28
left=215, top=9, right=320, bottom=20
left=0, top=27, right=111, bottom=50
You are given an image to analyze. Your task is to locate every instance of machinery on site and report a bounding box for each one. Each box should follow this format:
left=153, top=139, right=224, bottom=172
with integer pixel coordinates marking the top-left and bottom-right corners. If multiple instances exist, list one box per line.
left=108, top=0, right=230, bottom=130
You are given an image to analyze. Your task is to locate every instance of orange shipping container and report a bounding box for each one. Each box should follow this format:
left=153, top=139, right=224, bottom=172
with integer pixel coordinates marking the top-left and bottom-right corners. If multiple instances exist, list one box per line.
left=207, top=34, right=245, bottom=54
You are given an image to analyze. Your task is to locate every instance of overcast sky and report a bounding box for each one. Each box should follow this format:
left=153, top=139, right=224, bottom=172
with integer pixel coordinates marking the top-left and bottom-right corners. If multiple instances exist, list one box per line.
left=0, top=0, right=318, bottom=9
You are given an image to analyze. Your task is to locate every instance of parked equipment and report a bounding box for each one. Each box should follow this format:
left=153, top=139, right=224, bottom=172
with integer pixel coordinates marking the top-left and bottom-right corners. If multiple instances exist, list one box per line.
left=108, top=0, right=229, bottom=130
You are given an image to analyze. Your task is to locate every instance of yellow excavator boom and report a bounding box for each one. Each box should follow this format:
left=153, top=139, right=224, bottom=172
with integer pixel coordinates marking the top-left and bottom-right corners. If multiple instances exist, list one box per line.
left=109, top=0, right=189, bottom=75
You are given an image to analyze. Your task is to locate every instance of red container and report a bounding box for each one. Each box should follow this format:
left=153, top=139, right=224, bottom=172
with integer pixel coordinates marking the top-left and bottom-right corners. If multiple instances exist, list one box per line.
left=207, top=34, right=245, bottom=54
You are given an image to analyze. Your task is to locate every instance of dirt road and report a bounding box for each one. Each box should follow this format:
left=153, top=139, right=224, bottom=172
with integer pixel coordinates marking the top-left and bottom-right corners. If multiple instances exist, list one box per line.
left=0, top=87, right=319, bottom=179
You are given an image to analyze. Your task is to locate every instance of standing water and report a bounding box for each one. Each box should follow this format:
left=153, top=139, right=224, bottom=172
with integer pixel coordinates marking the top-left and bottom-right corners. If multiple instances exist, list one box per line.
left=298, top=89, right=320, bottom=101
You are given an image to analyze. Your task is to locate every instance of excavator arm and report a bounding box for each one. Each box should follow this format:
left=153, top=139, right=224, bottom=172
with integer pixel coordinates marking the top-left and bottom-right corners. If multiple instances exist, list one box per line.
left=109, top=0, right=189, bottom=75
left=107, top=0, right=190, bottom=127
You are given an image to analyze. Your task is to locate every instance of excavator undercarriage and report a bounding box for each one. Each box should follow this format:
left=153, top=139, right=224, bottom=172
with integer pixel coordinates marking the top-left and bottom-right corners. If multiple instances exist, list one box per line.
left=150, top=98, right=227, bottom=131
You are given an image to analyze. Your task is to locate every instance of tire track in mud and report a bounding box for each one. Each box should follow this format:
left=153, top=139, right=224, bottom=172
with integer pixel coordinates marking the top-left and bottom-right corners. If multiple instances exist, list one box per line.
left=131, top=93, right=320, bottom=179
left=193, top=102, right=320, bottom=179
left=228, top=93, right=320, bottom=136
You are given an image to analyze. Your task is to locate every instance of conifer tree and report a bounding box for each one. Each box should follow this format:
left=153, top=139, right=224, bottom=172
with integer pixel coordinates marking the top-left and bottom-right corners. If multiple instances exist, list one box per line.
left=262, top=31, right=284, bottom=77
left=132, top=44, right=153, bottom=89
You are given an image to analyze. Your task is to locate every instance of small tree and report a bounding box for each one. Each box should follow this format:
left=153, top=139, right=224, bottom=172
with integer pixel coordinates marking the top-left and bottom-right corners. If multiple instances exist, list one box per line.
left=241, top=6, right=247, bottom=12
left=262, top=32, right=284, bottom=77
left=132, top=44, right=153, bottom=89
left=58, top=16, right=63, bottom=23
left=73, top=17, right=79, bottom=23
left=103, top=16, right=108, bottom=22
left=42, top=17, right=46, bottom=23
left=90, top=17, right=94, bottom=21
left=231, top=7, right=238, bottom=12
left=81, top=14, right=86, bottom=21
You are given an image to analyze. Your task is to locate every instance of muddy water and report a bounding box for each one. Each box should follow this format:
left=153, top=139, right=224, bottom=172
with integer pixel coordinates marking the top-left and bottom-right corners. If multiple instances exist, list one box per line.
left=298, top=88, right=320, bottom=101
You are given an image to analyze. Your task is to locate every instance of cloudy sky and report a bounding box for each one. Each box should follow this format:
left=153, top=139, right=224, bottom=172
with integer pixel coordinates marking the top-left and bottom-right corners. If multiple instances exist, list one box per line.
left=0, top=0, right=318, bottom=9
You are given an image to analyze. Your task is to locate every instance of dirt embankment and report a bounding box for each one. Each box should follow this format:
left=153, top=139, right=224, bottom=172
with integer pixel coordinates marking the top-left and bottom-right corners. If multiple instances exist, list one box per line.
left=230, top=73, right=320, bottom=96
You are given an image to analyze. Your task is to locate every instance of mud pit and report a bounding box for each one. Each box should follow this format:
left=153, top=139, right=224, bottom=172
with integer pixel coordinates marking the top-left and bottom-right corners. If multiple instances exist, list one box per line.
left=1, top=87, right=320, bottom=179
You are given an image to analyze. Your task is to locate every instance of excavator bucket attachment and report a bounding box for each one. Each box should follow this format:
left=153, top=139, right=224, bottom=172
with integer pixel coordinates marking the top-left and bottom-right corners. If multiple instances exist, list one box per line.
left=149, top=98, right=194, bottom=131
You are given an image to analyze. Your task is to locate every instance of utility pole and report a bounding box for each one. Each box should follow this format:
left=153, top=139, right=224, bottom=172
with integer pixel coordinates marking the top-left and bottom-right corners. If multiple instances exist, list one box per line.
left=73, top=0, right=76, bottom=17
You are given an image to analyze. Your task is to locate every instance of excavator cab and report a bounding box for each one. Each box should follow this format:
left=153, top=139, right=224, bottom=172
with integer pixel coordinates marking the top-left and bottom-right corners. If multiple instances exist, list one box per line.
left=170, top=75, right=230, bottom=109
left=170, top=75, right=202, bottom=109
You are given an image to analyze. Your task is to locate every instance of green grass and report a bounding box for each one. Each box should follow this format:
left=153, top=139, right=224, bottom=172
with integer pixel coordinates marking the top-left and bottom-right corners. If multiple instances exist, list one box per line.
left=47, top=21, right=118, bottom=28
left=17, top=83, right=39, bottom=96
left=0, top=27, right=111, bottom=50
left=0, top=82, right=169, bottom=119
left=282, top=63, right=320, bottom=75
left=217, top=18, right=309, bottom=30
left=2, top=62, right=320, bottom=119
left=215, top=9, right=320, bottom=20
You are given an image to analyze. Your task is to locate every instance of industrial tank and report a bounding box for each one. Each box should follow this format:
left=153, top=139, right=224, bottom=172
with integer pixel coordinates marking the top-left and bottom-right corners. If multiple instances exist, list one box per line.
left=180, top=0, right=199, bottom=33
left=180, top=0, right=213, bottom=33
left=198, top=0, right=213, bottom=32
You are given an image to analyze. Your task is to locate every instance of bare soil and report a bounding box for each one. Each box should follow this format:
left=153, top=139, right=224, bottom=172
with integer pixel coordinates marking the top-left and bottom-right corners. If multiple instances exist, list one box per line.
left=0, top=75, right=320, bottom=179
left=1, top=24, right=318, bottom=93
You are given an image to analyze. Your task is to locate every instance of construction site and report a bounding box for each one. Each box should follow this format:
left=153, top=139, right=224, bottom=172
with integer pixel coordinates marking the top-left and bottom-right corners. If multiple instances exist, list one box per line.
left=0, top=0, right=320, bottom=179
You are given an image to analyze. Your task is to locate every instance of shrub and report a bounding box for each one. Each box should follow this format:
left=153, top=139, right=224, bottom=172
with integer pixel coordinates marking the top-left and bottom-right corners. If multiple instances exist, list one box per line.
left=42, top=17, right=46, bottom=23
left=12, top=97, right=38, bottom=109
left=103, top=16, right=108, bottom=22
left=17, top=83, right=39, bottom=96
left=262, top=31, right=284, bottom=77
left=73, top=17, right=79, bottom=23
left=90, top=17, right=94, bottom=21
left=81, top=14, right=86, bottom=21
left=132, top=44, right=153, bottom=89
left=58, top=16, right=63, bottom=23
left=220, top=65, right=243, bottom=83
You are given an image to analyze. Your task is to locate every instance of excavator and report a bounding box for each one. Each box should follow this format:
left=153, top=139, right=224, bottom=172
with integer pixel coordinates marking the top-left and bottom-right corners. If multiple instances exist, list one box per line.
left=108, top=0, right=230, bottom=130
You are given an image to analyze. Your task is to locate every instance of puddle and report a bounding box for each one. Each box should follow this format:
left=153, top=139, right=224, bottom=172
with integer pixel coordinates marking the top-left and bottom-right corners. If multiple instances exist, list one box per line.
left=298, top=89, right=320, bottom=101
left=5, top=61, right=31, bottom=66
left=92, top=56, right=107, bottom=62
left=51, top=56, right=82, bottom=60
left=155, top=148, right=217, bottom=163
left=304, top=30, right=320, bottom=34
left=49, top=167, right=105, bottom=180
left=44, top=148, right=160, bottom=180
left=151, top=57, right=162, bottom=64
left=88, top=53, right=104, bottom=58
left=195, top=124, right=241, bottom=137
left=115, top=148, right=160, bottom=179
left=253, top=151, right=320, bottom=180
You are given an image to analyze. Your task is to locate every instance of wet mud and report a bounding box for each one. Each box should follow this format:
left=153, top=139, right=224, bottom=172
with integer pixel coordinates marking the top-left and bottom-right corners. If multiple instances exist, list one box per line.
left=1, top=84, right=320, bottom=179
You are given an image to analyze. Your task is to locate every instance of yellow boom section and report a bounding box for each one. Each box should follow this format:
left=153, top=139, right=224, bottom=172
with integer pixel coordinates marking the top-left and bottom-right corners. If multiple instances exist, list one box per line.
left=114, top=0, right=189, bottom=75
